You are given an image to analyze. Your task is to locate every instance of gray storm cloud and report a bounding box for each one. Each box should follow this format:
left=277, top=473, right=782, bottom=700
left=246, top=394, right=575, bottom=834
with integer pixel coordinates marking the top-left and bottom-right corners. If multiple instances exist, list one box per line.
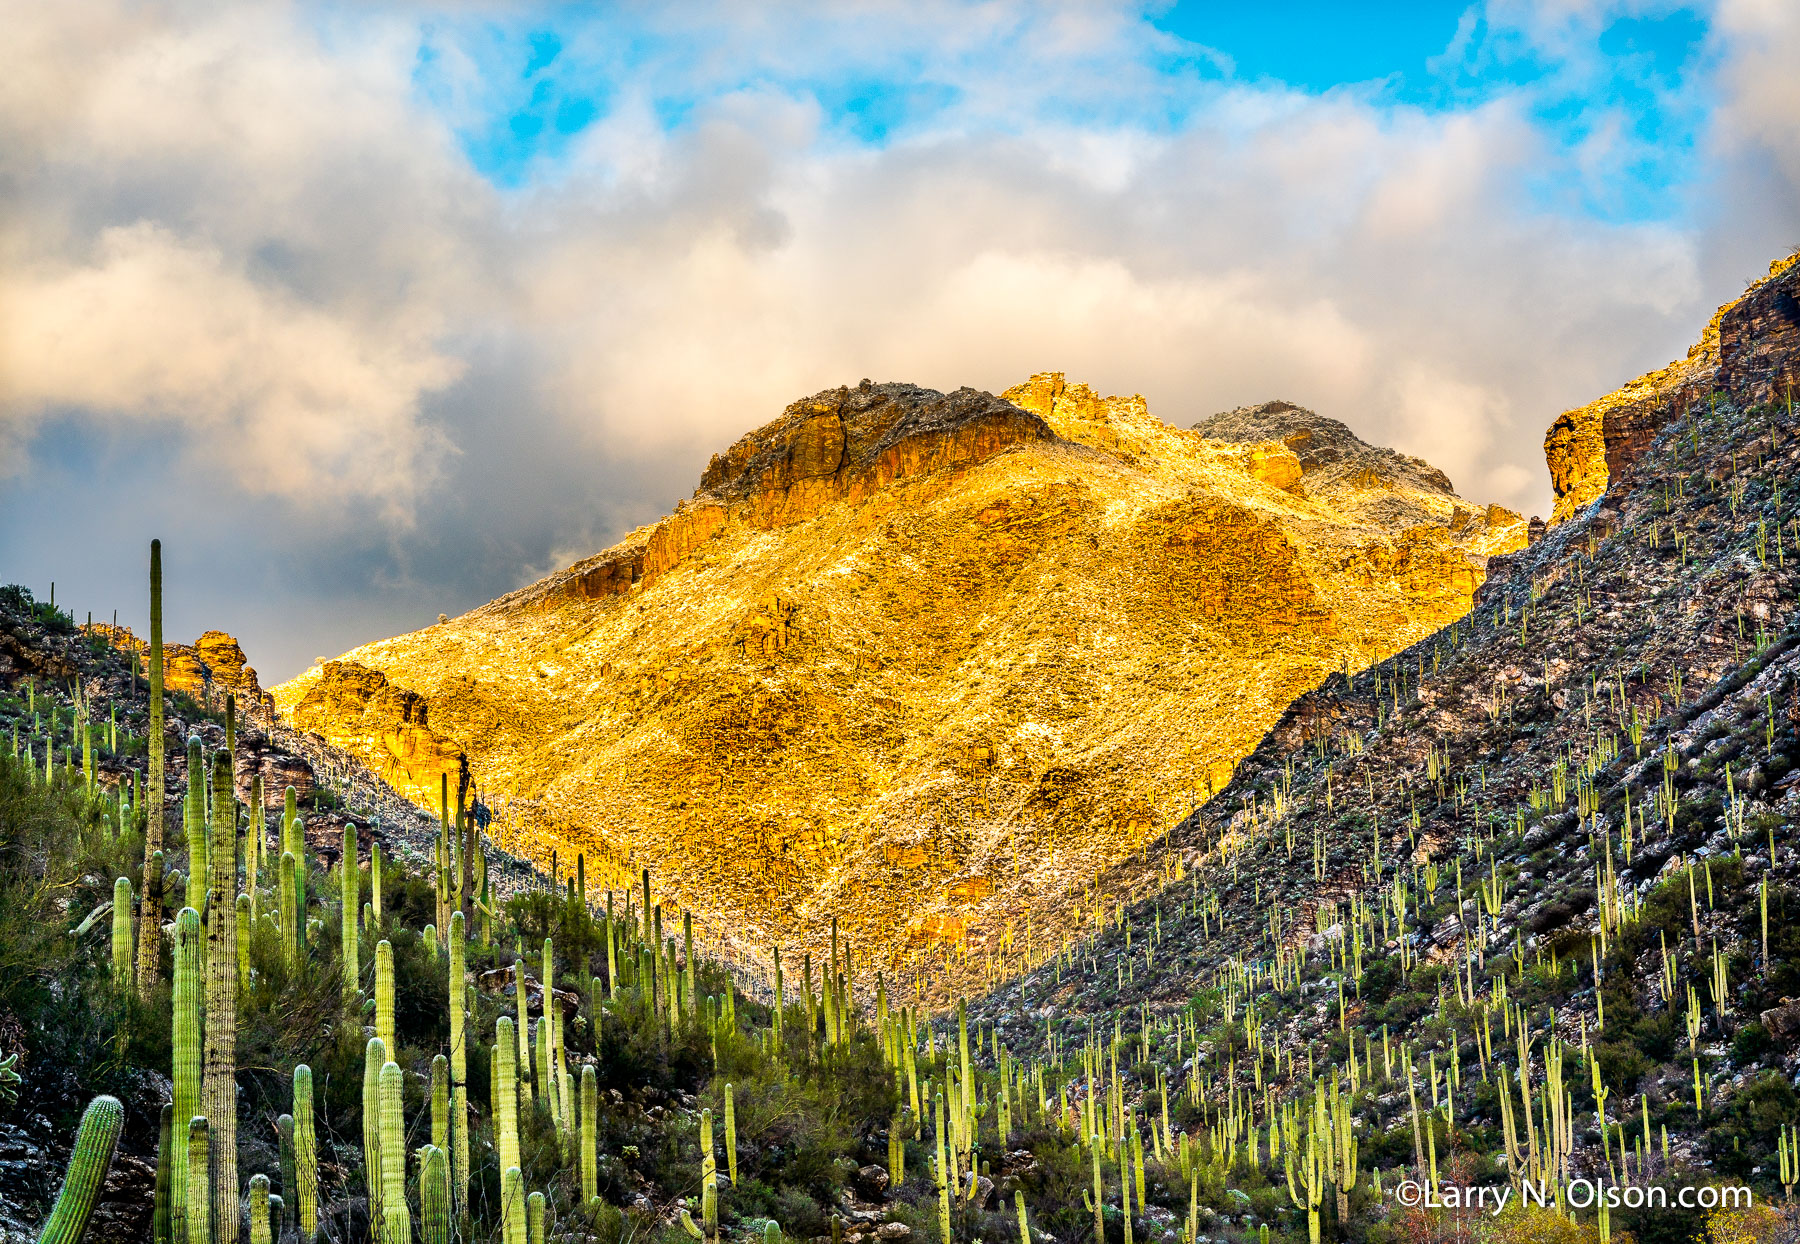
left=1, top=0, right=1795, bottom=680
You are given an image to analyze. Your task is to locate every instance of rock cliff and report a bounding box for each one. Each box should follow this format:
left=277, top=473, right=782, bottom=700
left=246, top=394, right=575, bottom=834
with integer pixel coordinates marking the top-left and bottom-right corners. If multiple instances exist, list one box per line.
left=1545, top=252, right=1800, bottom=523
left=274, top=373, right=1525, bottom=977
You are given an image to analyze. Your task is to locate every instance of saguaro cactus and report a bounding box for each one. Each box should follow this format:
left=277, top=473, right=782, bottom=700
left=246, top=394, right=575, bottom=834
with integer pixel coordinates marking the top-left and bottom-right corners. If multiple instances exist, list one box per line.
left=580, top=1065, right=598, bottom=1206
left=724, top=1084, right=738, bottom=1187
left=187, top=1116, right=211, bottom=1244
left=375, top=940, right=396, bottom=1057
left=247, top=1175, right=270, bottom=1244
left=292, top=1065, right=318, bottom=1244
left=282, top=787, right=305, bottom=952
left=513, top=960, right=532, bottom=1104
left=680, top=1108, right=719, bottom=1244
left=111, top=878, right=132, bottom=986
left=137, top=540, right=165, bottom=995
left=430, top=1055, right=448, bottom=1150
left=278, top=854, right=298, bottom=967
left=500, top=1168, right=526, bottom=1244
left=154, top=1105, right=173, bottom=1244
left=495, top=1017, right=520, bottom=1177
left=184, top=738, right=206, bottom=914
left=419, top=1145, right=450, bottom=1244
left=202, top=753, right=238, bottom=1244
left=35, top=1094, right=124, bottom=1244
left=340, top=825, right=358, bottom=999
left=171, top=907, right=203, bottom=1244
left=370, top=842, right=382, bottom=926
left=378, top=1062, right=410, bottom=1244
left=362, top=1038, right=386, bottom=1233
left=448, top=911, right=469, bottom=1218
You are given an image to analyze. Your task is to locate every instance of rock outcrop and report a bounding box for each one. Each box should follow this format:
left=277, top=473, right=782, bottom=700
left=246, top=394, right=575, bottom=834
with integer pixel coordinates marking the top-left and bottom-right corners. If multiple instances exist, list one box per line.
left=275, top=373, right=1525, bottom=978
left=1545, top=252, right=1800, bottom=523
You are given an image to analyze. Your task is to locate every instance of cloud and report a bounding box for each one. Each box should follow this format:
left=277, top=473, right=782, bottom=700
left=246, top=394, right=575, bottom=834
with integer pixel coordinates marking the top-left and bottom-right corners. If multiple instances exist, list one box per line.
left=1, top=224, right=462, bottom=511
left=1, top=0, right=1797, bottom=680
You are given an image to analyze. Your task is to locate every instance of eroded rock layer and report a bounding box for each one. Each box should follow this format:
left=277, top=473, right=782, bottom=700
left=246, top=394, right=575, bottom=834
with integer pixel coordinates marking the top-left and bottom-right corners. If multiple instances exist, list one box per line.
left=1545, top=253, right=1800, bottom=523
left=274, top=374, right=1525, bottom=976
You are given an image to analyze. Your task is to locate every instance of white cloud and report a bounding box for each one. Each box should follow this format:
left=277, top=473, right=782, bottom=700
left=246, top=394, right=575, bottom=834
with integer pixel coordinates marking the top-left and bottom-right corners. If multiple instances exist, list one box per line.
left=2, top=0, right=1798, bottom=677
left=1, top=223, right=461, bottom=512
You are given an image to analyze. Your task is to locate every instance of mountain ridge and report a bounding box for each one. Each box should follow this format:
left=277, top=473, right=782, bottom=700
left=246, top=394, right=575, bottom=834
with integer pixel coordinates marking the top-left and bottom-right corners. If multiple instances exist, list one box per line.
left=273, top=371, right=1524, bottom=984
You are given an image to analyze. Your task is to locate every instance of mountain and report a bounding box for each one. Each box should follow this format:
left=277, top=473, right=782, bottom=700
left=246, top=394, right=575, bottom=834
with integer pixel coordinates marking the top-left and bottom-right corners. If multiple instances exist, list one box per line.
left=272, top=373, right=1524, bottom=980
left=966, top=252, right=1800, bottom=1223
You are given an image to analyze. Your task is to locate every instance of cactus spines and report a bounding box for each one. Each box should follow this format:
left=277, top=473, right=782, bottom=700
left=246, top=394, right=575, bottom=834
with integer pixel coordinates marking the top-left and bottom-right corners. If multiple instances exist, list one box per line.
left=377, top=1062, right=410, bottom=1244
left=375, top=940, right=396, bottom=1058
left=35, top=1094, right=124, bottom=1244
left=340, top=825, right=359, bottom=999
left=534, top=1019, right=552, bottom=1129
left=419, top=1145, right=450, bottom=1244
left=448, top=911, right=469, bottom=1218
left=494, top=1017, right=520, bottom=1181
left=702, top=1106, right=720, bottom=1238
left=187, top=1116, right=211, bottom=1244
left=247, top=1175, right=270, bottom=1244
left=202, top=753, right=238, bottom=1244
left=724, top=1083, right=738, bottom=1187
left=580, top=1065, right=598, bottom=1205
left=430, top=1054, right=449, bottom=1150
left=278, top=854, right=297, bottom=968
left=526, top=1191, right=546, bottom=1244
left=291, top=1066, right=317, bottom=1244
left=154, top=1105, right=173, bottom=1244
left=111, top=878, right=132, bottom=986
left=282, top=787, right=304, bottom=953
left=500, top=1168, right=526, bottom=1244
left=362, top=1038, right=386, bottom=1232
left=171, top=908, right=203, bottom=1244
left=184, top=738, right=206, bottom=914
left=369, top=842, right=382, bottom=926
left=137, top=539, right=165, bottom=995
left=513, top=960, right=532, bottom=1104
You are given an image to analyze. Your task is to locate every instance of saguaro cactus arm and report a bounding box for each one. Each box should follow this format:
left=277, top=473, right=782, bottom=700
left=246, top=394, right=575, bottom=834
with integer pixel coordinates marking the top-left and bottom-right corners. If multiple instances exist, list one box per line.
left=34, top=1095, right=124, bottom=1244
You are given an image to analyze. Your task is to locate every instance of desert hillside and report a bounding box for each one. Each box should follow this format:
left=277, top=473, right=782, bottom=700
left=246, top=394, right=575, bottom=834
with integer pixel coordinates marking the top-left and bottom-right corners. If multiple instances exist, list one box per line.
left=273, top=373, right=1524, bottom=979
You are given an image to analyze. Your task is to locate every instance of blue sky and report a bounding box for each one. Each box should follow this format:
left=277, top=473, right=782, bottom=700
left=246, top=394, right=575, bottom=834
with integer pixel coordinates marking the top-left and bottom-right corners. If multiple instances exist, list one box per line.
left=2, top=0, right=1794, bottom=679
left=422, top=1, right=1714, bottom=223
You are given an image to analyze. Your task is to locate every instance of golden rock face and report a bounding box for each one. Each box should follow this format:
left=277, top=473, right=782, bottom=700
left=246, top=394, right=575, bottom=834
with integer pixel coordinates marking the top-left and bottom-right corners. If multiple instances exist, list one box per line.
left=1545, top=252, right=1800, bottom=524
left=274, top=375, right=1524, bottom=977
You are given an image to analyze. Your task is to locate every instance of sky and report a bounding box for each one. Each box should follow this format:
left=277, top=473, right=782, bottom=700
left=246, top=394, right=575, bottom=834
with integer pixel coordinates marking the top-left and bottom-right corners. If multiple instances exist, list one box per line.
left=1, top=0, right=1796, bottom=683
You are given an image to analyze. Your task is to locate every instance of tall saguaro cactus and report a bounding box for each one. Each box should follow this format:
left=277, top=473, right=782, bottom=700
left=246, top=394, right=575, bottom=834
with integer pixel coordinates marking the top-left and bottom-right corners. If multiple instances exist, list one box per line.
left=340, top=825, right=358, bottom=999
left=184, top=739, right=206, bottom=915
left=187, top=1117, right=211, bottom=1244
left=375, top=941, right=396, bottom=1058
left=35, top=1095, right=124, bottom=1244
left=419, top=1146, right=450, bottom=1244
left=448, top=912, right=469, bottom=1219
left=282, top=788, right=305, bottom=954
left=171, top=907, right=203, bottom=1244
left=202, top=753, right=239, bottom=1244
left=136, top=539, right=165, bottom=995
left=111, top=878, right=133, bottom=986
left=291, top=1066, right=318, bottom=1244
left=362, top=1039, right=386, bottom=1234
left=494, top=1016, right=521, bottom=1236
left=378, top=1062, right=410, bottom=1244
left=580, top=1065, right=598, bottom=1207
